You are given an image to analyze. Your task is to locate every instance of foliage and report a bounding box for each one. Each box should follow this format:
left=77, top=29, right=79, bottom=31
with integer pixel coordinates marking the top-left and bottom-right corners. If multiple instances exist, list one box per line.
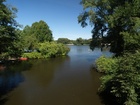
left=0, top=0, right=22, bottom=58
left=20, top=20, right=53, bottom=50
left=57, top=37, right=91, bottom=45
left=75, top=37, right=84, bottom=45
left=95, top=56, right=118, bottom=74
left=78, top=0, right=140, bottom=55
left=30, top=20, right=53, bottom=42
left=57, top=38, right=71, bottom=44
left=21, top=25, right=38, bottom=50
left=73, top=38, right=91, bottom=45
left=122, top=31, right=140, bottom=53
left=22, top=52, right=42, bottom=59
left=79, top=1, right=140, bottom=104
left=98, top=51, right=140, bottom=105
left=22, top=42, right=70, bottom=59
left=38, top=42, right=70, bottom=58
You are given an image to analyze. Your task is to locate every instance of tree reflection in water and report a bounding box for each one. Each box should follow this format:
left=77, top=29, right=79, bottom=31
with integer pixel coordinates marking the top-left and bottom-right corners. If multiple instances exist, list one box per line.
left=0, top=60, right=32, bottom=105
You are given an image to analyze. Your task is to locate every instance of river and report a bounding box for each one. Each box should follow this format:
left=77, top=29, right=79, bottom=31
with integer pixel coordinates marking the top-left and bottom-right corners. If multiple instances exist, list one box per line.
left=0, top=45, right=112, bottom=105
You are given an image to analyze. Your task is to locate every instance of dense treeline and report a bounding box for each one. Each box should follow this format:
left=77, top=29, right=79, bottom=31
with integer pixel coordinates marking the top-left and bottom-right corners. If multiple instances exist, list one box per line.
left=0, top=0, right=69, bottom=59
left=57, top=37, right=91, bottom=45
left=79, top=0, right=140, bottom=105
left=0, top=0, right=22, bottom=58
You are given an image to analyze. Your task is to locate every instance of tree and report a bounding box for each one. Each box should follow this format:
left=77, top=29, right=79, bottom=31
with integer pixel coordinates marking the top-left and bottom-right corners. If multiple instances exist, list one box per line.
left=83, top=38, right=91, bottom=45
left=57, top=38, right=70, bottom=44
left=79, top=0, right=140, bottom=104
left=0, top=0, right=21, bottom=58
left=21, top=25, right=38, bottom=50
left=76, top=37, right=84, bottom=45
left=98, top=52, right=140, bottom=105
left=21, top=20, right=53, bottom=51
left=78, top=0, right=140, bottom=55
left=30, top=20, right=53, bottom=42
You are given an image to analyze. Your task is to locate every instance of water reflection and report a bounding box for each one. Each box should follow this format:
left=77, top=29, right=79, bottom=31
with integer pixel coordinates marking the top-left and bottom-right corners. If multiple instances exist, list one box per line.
left=0, top=61, right=32, bottom=105
left=4, top=56, right=70, bottom=105
left=23, top=56, right=70, bottom=87
left=2, top=45, right=113, bottom=105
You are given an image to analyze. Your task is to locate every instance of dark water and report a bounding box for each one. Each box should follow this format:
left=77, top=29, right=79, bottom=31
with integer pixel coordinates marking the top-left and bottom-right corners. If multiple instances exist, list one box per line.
left=0, top=45, right=112, bottom=105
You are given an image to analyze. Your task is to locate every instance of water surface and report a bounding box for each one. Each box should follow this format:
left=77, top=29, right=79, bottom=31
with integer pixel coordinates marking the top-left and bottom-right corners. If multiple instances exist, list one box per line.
left=0, top=45, right=112, bottom=105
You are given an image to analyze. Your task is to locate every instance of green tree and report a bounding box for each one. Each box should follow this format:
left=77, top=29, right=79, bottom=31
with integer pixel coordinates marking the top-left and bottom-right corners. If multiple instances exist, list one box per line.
left=0, top=0, right=21, bottom=58
left=30, top=20, right=53, bottom=42
left=21, top=19, right=53, bottom=51
left=76, top=37, right=84, bottom=45
left=98, top=52, right=140, bottom=105
left=21, top=25, right=38, bottom=50
left=83, top=38, right=91, bottom=45
left=79, top=0, right=140, bottom=104
left=78, top=0, right=140, bottom=55
left=57, top=38, right=70, bottom=44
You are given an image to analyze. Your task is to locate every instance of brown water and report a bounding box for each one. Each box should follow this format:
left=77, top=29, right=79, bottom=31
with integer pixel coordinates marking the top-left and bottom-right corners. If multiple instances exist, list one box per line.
left=0, top=45, right=112, bottom=105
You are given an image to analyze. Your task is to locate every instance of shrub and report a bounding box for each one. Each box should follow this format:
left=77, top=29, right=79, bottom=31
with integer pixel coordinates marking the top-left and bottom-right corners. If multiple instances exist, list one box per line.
left=95, top=56, right=118, bottom=74
left=22, top=42, right=70, bottom=59
left=98, top=51, right=140, bottom=105
left=38, top=42, right=70, bottom=58
left=22, top=52, right=42, bottom=59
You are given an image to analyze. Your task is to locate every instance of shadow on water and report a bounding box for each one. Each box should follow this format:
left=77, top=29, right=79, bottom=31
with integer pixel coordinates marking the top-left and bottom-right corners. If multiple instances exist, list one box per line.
left=2, top=56, right=71, bottom=105
left=90, top=68, right=120, bottom=105
left=25, top=56, right=70, bottom=87
left=1, top=46, right=115, bottom=105
left=0, top=60, right=33, bottom=105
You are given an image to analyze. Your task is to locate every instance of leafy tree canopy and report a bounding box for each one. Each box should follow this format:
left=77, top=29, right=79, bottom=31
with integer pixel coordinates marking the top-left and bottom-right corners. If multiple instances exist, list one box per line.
left=0, top=0, right=22, bottom=58
left=21, top=20, right=53, bottom=50
left=79, top=0, right=140, bottom=104
left=21, top=25, right=38, bottom=50
left=30, top=20, right=53, bottom=42
left=78, top=0, right=140, bottom=55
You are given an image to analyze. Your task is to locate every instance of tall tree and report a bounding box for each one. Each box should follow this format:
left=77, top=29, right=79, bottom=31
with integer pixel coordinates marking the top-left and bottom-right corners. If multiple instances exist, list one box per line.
left=21, top=20, right=53, bottom=50
left=79, top=0, right=140, bottom=104
left=30, top=20, right=53, bottom=42
left=78, top=0, right=140, bottom=55
left=0, top=0, right=21, bottom=58
left=21, top=25, right=38, bottom=50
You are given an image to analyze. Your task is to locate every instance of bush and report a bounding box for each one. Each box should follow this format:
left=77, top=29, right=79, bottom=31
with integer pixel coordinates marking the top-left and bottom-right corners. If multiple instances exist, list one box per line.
left=38, top=42, right=70, bottom=58
left=22, top=42, right=70, bottom=59
left=98, top=51, right=140, bottom=105
left=22, top=52, right=42, bottom=59
left=95, top=56, right=118, bottom=74
left=56, top=43, right=70, bottom=56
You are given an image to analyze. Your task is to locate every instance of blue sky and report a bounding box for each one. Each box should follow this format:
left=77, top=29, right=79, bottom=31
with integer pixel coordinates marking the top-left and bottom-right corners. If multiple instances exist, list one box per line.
left=6, top=0, right=93, bottom=40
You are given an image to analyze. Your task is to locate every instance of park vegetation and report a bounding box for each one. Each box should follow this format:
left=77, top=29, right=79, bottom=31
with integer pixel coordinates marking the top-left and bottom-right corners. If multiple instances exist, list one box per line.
left=57, top=37, right=91, bottom=45
left=0, top=0, right=70, bottom=59
left=79, top=0, right=140, bottom=104
left=19, top=21, right=70, bottom=59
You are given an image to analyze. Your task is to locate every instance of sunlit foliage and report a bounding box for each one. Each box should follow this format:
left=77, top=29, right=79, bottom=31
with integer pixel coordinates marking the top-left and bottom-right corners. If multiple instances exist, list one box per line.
left=0, top=0, right=22, bottom=58
left=22, top=42, right=70, bottom=59
left=79, top=0, right=140, bottom=104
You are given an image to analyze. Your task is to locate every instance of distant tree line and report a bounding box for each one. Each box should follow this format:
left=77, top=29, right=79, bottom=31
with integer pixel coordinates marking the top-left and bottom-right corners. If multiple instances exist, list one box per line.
left=57, top=37, right=92, bottom=45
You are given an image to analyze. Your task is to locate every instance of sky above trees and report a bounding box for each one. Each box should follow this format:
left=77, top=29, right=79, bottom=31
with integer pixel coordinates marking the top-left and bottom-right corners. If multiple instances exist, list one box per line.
left=6, top=0, right=92, bottom=40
